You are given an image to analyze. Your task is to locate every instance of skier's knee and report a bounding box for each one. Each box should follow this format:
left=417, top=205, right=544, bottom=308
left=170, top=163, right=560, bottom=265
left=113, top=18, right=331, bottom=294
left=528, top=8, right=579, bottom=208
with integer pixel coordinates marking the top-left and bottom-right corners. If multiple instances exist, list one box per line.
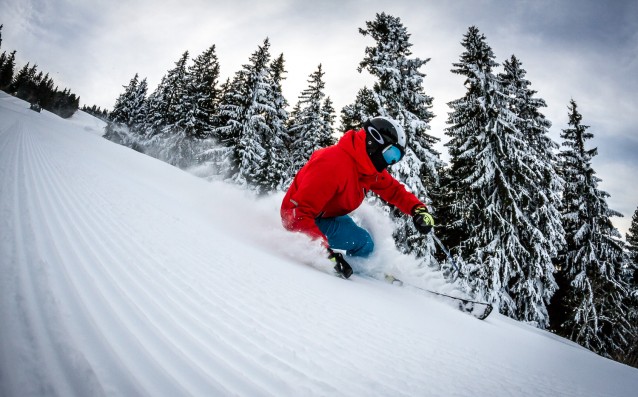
left=359, top=238, right=374, bottom=257
left=350, top=235, right=374, bottom=257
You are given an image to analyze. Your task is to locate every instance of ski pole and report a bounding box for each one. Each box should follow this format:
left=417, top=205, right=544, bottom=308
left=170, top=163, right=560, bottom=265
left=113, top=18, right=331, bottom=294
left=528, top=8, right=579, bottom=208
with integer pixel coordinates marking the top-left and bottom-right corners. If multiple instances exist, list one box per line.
left=385, top=273, right=493, bottom=320
left=432, top=232, right=461, bottom=276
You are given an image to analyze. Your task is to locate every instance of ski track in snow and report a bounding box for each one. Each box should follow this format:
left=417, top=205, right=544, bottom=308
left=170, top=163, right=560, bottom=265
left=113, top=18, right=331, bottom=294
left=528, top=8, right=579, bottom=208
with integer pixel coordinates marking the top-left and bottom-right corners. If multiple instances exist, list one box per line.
left=1, top=93, right=637, bottom=396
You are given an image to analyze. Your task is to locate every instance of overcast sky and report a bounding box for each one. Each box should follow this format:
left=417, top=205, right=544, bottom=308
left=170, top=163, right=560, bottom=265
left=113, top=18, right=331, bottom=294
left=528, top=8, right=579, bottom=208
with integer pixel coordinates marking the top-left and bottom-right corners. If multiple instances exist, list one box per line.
left=1, top=0, right=636, bottom=236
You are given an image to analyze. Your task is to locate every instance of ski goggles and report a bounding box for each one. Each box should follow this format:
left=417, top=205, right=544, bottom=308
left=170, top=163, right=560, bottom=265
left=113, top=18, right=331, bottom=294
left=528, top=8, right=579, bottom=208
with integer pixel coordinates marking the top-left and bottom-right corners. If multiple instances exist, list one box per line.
left=382, top=145, right=405, bottom=165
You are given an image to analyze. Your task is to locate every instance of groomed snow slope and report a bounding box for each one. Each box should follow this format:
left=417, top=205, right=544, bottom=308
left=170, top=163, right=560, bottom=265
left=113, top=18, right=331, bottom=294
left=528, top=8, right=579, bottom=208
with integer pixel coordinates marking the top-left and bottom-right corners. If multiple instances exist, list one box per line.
left=1, top=92, right=637, bottom=396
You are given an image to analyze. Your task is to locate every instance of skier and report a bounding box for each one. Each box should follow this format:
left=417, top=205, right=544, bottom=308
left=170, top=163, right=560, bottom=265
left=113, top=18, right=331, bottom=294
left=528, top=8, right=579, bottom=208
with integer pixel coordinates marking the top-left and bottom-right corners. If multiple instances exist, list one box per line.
left=281, top=116, right=435, bottom=278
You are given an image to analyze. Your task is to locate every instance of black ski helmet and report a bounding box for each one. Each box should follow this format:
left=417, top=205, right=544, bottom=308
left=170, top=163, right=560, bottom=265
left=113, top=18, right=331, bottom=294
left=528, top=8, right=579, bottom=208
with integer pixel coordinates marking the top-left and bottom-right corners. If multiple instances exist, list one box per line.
left=362, top=116, right=407, bottom=172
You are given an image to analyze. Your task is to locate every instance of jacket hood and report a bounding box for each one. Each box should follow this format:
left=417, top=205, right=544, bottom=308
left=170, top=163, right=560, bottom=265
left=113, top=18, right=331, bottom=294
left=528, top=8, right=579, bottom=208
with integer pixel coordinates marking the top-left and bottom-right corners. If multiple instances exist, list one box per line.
left=337, top=129, right=379, bottom=176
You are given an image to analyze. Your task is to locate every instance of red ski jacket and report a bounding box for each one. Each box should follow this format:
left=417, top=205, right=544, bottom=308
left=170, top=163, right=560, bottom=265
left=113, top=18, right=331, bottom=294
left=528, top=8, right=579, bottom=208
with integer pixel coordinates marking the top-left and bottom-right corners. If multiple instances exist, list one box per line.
left=281, top=128, right=424, bottom=245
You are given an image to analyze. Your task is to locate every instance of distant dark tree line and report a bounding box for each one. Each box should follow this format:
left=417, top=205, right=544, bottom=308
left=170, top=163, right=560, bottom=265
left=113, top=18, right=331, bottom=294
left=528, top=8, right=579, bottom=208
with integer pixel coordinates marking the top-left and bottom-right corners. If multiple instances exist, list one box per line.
left=102, top=15, right=637, bottom=367
left=0, top=24, right=79, bottom=118
left=81, top=104, right=110, bottom=121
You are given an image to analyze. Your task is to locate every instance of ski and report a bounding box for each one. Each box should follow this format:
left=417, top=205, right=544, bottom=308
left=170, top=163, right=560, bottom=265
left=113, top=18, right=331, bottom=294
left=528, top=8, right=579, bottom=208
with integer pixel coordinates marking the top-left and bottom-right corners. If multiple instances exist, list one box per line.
left=384, top=273, right=404, bottom=286
left=383, top=274, right=493, bottom=320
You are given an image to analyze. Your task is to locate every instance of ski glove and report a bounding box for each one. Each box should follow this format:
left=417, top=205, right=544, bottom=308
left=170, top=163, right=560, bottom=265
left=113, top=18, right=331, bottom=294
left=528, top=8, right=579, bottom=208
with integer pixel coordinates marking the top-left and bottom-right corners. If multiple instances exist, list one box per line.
left=329, top=249, right=353, bottom=279
left=412, top=205, right=434, bottom=234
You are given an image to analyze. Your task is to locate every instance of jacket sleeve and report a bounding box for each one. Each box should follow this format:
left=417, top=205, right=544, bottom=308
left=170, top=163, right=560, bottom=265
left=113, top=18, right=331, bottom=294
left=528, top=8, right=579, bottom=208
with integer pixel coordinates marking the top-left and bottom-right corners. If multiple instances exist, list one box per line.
left=285, top=157, right=342, bottom=245
left=370, top=170, right=424, bottom=215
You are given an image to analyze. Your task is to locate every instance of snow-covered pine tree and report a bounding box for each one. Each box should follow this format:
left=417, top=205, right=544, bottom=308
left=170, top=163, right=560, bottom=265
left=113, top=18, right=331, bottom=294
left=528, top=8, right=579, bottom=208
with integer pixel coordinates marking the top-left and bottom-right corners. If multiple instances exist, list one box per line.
left=129, top=78, right=148, bottom=134
left=213, top=38, right=273, bottom=188
left=442, top=26, right=559, bottom=327
left=142, top=52, right=190, bottom=141
left=550, top=99, right=631, bottom=357
left=256, top=53, right=291, bottom=193
left=498, top=54, right=565, bottom=326
left=183, top=45, right=221, bottom=139
left=627, top=207, right=638, bottom=276
left=104, top=74, right=146, bottom=147
left=340, top=86, right=376, bottom=132
left=322, top=96, right=336, bottom=133
left=285, top=101, right=301, bottom=149
left=142, top=75, right=169, bottom=138
left=287, top=64, right=335, bottom=176
left=350, top=12, right=441, bottom=261
left=623, top=206, right=638, bottom=367
left=161, top=51, right=190, bottom=134
left=109, top=73, right=139, bottom=125
left=501, top=56, right=555, bottom=153
left=155, top=44, right=223, bottom=172
left=212, top=74, right=246, bottom=178
left=140, top=52, right=194, bottom=167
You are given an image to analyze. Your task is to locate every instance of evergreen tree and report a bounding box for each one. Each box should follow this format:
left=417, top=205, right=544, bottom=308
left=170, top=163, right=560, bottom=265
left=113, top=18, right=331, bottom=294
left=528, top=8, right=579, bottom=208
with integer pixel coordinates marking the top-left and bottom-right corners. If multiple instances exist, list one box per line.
left=0, top=50, right=16, bottom=90
left=110, top=74, right=140, bottom=126
left=442, top=26, right=559, bottom=327
left=627, top=207, right=638, bottom=271
left=13, top=63, right=35, bottom=102
left=287, top=64, right=335, bottom=175
left=142, top=51, right=189, bottom=142
left=143, top=75, right=170, bottom=138
left=257, top=53, right=291, bottom=193
left=104, top=74, right=147, bottom=147
left=149, top=51, right=198, bottom=167
left=501, top=56, right=555, bottom=153
left=50, top=88, right=79, bottom=118
left=183, top=45, right=221, bottom=139
left=213, top=38, right=273, bottom=187
left=623, top=206, right=638, bottom=367
left=162, top=51, right=190, bottom=134
left=322, top=96, right=336, bottom=132
left=9, top=62, right=31, bottom=95
left=82, top=104, right=110, bottom=121
left=340, top=86, right=376, bottom=132
left=36, top=73, right=54, bottom=108
left=23, top=63, right=39, bottom=102
left=104, top=73, right=138, bottom=147
left=349, top=12, right=441, bottom=260
left=498, top=54, right=565, bottom=326
left=213, top=74, right=247, bottom=177
left=550, top=99, right=630, bottom=357
left=0, top=52, right=6, bottom=73
left=129, top=77, right=148, bottom=134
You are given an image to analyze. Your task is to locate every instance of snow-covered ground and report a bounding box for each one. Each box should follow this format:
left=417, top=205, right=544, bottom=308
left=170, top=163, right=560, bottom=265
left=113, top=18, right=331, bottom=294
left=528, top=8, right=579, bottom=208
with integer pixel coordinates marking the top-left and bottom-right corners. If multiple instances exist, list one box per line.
left=1, top=91, right=637, bottom=396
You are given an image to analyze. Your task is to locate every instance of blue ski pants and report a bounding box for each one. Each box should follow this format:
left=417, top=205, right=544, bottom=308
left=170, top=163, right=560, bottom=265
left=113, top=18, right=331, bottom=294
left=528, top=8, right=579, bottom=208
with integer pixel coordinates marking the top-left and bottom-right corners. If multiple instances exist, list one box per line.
left=315, top=215, right=374, bottom=257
